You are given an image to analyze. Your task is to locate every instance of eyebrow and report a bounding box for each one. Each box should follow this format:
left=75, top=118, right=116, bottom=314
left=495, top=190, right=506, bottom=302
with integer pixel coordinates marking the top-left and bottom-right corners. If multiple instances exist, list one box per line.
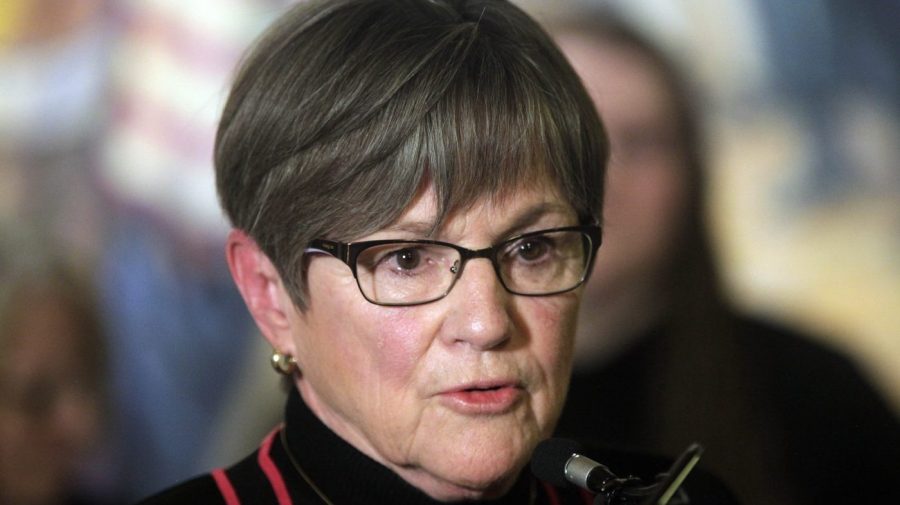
left=379, top=202, right=575, bottom=241
left=376, top=221, right=437, bottom=237
left=496, top=202, right=575, bottom=239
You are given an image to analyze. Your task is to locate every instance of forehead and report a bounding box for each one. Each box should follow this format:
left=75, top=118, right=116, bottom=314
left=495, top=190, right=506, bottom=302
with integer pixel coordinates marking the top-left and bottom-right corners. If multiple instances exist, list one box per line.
left=377, top=181, right=576, bottom=241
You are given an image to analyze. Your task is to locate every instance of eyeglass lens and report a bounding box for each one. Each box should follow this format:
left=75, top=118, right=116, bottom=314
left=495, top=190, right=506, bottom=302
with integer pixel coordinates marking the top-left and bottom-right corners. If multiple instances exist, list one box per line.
left=353, top=230, right=591, bottom=305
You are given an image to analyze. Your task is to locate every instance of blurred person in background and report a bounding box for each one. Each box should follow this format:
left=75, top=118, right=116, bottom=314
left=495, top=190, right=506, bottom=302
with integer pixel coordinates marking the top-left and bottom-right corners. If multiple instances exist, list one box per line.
left=92, top=0, right=288, bottom=499
left=1, top=3, right=115, bottom=501
left=3, top=0, right=286, bottom=499
left=0, top=233, right=111, bottom=505
left=550, top=12, right=900, bottom=505
left=1, top=0, right=268, bottom=499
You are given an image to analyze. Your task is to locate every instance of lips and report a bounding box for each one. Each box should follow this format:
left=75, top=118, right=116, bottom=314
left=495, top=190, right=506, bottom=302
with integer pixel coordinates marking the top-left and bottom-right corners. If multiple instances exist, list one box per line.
left=438, top=380, right=524, bottom=415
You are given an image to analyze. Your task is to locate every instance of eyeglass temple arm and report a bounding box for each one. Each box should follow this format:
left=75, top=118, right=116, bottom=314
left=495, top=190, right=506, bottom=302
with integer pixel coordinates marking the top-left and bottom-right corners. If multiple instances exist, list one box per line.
left=306, top=239, right=348, bottom=262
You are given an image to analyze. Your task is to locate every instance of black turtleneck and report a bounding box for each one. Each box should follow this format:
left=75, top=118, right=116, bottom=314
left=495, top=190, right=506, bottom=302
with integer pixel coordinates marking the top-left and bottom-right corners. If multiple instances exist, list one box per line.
left=277, top=387, right=552, bottom=504
left=137, top=387, right=593, bottom=504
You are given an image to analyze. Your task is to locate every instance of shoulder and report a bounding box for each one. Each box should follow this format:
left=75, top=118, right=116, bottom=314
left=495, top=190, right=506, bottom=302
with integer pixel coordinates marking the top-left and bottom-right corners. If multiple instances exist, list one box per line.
left=732, top=315, right=848, bottom=366
left=733, top=315, right=900, bottom=497
left=135, top=447, right=279, bottom=505
left=733, top=314, right=899, bottom=439
left=135, top=475, right=224, bottom=505
left=731, top=315, right=893, bottom=410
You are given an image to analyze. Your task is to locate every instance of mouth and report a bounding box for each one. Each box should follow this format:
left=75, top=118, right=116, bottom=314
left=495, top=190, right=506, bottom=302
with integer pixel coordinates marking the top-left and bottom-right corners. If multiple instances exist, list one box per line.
left=438, top=381, right=524, bottom=415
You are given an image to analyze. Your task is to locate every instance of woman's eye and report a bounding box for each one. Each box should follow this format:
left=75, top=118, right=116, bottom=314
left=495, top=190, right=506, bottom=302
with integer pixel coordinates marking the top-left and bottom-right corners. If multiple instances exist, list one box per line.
left=516, top=238, right=552, bottom=261
left=392, top=248, right=421, bottom=270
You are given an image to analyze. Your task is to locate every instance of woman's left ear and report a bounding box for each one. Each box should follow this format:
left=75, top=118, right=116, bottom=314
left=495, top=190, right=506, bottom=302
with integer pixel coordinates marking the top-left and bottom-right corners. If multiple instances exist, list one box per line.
left=225, top=229, right=298, bottom=356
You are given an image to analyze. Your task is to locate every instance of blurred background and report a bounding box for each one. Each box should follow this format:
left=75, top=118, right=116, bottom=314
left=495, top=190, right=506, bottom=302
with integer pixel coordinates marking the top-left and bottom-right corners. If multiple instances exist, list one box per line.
left=1, top=0, right=897, bottom=503
left=525, top=0, right=900, bottom=417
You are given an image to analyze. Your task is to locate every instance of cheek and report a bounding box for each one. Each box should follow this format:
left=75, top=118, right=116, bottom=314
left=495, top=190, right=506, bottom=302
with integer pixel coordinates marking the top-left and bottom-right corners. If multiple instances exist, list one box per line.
left=520, top=296, right=579, bottom=441
left=325, top=300, right=441, bottom=402
left=294, top=290, right=441, bottom=449
left=521, top=296, right=578, bottom=384
left=532, top=294, right=578, bottom=341
left=368, top=308, right=439, bottom=384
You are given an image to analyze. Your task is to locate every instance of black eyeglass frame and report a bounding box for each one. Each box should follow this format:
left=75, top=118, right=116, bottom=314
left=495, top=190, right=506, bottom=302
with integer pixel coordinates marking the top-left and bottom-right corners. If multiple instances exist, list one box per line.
left=306, top=224, right=602, bottom=307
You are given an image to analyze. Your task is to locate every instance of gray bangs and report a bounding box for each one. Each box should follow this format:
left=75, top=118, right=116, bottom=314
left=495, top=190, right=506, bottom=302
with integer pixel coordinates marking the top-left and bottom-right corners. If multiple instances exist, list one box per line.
left=317, top=19, right=606, bottom=242
left=416, top=30, right=603, bottom=232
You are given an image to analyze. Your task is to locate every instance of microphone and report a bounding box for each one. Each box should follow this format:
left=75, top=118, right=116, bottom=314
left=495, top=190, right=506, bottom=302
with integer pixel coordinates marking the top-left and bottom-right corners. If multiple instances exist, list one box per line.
left=531, top=438, right=703, bottom=505
left=531, top=438, right=634, bottom=494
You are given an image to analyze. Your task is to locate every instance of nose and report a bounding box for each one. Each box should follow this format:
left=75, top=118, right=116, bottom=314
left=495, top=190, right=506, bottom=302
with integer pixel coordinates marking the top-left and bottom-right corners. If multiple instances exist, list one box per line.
left=440, top=258, right=512, bottom=350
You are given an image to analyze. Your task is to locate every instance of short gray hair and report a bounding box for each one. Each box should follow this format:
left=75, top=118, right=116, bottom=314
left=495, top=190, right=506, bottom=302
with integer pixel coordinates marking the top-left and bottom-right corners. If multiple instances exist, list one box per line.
left=215, top=0, right=608, bottom=308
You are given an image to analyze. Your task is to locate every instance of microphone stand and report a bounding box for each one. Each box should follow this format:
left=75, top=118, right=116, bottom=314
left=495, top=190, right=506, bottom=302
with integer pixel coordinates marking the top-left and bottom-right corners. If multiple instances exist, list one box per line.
left=591, top=443, right=703, bottom=505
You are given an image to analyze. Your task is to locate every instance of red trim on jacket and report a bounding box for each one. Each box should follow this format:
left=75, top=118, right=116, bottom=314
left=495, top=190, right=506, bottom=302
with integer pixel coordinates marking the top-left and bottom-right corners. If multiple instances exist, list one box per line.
left=259, top=426, right=293, bottom=505
left=212, top=468, right=240, bottom=505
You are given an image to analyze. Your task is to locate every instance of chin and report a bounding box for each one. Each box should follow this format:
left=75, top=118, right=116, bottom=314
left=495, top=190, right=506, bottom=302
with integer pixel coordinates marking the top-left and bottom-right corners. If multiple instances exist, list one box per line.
left=418, top=469, right=521, bottom=503
left=410, top=439, right=530, bottom=502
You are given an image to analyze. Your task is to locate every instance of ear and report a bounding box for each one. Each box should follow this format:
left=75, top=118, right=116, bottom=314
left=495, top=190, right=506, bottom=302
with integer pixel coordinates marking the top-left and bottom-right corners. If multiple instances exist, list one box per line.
left=225, top=229, right=298, bottom=356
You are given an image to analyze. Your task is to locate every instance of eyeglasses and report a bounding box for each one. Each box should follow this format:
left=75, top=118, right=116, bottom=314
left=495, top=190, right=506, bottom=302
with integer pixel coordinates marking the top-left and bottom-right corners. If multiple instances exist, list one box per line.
left=306, top=224, right=601, bottom=306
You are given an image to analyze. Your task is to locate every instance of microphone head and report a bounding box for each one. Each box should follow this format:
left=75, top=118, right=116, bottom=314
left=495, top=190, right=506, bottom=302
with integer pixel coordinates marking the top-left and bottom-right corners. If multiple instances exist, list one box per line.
left=530, top=438, right=581, bottom=486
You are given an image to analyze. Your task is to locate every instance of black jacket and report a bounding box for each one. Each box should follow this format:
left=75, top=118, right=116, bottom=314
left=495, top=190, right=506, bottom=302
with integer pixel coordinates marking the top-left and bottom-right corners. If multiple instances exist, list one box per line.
left=139, top=389, right=736, bottom=504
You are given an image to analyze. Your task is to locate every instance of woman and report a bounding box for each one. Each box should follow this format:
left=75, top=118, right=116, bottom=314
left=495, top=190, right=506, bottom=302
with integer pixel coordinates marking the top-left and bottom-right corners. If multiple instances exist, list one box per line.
left=138, top=1, right=740, bottom=503
left=147, top=0, right=596, bottom=502
left=551, top=13, right=900, bottom=505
